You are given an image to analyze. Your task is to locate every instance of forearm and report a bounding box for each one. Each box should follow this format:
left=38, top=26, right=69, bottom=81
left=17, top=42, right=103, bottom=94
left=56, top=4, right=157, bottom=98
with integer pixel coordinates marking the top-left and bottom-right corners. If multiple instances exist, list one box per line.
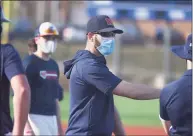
left=13, top=89, right=30, bottom=134
left=56, top=100, right=63, bottom=135
left=113, top=106, right=126, bottom=136
left=128, top=83, right=160, bottom=100
left=114, top=81, right=161, bottom=100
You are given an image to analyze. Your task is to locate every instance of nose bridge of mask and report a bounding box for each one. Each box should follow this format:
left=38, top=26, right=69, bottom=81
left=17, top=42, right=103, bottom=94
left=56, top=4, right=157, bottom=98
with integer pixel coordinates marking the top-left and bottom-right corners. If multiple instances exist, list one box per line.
left=101, top=37, right=115, bottom=46
left=103, top=37, right=114, bottom=42
left=95, top=34, right=114, bottom=43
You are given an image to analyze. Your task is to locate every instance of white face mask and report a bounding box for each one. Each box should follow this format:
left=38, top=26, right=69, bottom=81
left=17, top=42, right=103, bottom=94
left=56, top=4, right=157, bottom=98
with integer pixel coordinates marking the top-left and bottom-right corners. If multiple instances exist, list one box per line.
left=40, top=40, right=57, bottom=54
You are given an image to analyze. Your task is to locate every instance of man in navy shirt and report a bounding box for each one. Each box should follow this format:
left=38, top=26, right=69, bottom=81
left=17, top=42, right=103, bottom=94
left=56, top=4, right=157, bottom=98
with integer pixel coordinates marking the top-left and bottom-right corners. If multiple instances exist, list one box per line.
left=27, top=38, right=64, bottom=101
left=0, top=6, right=31, bottom=135
left=22, top=22, right=63, bottom=135
left=64, top=15, right=160, bottom=136
left=159, top=34, right=192, bottom=136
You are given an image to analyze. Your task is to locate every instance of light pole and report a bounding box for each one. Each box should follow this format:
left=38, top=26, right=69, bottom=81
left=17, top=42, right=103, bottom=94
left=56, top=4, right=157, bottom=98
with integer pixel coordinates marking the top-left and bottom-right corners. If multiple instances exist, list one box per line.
left=163, top=22, right=172, bottom=84
left=112, top=34, right=121, bottom=76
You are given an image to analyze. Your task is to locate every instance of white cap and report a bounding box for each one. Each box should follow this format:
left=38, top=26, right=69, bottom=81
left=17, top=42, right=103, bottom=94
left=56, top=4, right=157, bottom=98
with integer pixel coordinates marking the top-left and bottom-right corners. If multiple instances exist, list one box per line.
left=35, top=22, right=59, bottom=37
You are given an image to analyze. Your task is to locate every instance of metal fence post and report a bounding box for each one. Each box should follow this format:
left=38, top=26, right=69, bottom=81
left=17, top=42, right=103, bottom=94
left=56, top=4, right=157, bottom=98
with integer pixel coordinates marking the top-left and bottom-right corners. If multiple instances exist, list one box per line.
left=36, top=1, right=45, bottom=25
left=163, top=23, right=172, bottom=84
left=113, top=34, right=121, bottom=76
left=50, top=1, right=59, bottom=25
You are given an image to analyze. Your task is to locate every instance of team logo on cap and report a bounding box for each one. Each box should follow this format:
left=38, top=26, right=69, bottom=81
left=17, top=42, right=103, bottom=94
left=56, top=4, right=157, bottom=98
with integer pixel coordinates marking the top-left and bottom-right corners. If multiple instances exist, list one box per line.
left=105, top=18, right=113, bottom=26
left=45, top=26, right=55, bottom=34
left=39, top=22, right=59, bottom=36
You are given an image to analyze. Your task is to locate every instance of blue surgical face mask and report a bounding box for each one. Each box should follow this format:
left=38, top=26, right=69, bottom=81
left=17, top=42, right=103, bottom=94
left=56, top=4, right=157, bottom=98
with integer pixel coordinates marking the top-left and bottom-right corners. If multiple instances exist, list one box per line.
left=97, top=37, right=115, bottom=56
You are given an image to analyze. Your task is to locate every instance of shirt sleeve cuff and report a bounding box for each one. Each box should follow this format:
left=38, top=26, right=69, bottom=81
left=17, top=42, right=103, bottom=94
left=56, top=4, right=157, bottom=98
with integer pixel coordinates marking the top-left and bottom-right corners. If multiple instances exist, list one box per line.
left=5, top=62, right=25, bottom=81
left=159, top=114, right=170, bottom=121
left=104, top=78, right=122, bottom=95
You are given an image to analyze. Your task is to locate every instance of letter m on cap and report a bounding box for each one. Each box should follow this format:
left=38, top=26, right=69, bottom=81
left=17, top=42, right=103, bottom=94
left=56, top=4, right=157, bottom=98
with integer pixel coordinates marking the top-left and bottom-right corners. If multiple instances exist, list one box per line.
left=105, top=18, right=113, bottom=26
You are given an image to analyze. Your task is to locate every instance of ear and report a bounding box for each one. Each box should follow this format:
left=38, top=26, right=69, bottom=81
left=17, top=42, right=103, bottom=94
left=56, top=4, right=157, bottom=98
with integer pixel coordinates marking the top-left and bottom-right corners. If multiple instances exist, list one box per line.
left=87, top=32, right=94, bottom=42
left=34, top=37, right=39, bottom=45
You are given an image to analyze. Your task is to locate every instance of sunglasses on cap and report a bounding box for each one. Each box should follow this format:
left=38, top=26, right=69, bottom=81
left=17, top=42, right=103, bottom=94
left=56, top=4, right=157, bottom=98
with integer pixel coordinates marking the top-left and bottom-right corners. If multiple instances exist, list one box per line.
left=93, top=32, right=115, bottom=37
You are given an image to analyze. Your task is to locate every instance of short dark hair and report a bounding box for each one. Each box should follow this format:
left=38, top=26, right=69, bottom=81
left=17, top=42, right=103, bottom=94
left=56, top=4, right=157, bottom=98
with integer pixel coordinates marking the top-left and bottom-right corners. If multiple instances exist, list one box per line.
left=28, top=38, right=37, bottom=53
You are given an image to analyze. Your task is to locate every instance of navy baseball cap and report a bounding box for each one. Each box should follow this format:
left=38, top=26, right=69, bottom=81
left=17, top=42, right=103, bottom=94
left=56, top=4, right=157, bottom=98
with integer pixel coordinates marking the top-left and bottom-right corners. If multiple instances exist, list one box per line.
left=171, top=34, right=192, bottom=60
left=0, top=6, right=10, bottom=23
left=86, top=15, right=123, bottom=34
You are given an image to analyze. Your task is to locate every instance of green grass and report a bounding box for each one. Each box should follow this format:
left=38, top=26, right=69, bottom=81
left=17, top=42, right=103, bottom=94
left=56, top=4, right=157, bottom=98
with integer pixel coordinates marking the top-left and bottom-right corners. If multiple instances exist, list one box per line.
left=10, top=92, right=161, bottom=126
left=114, top=95, right=161, bottom=126
left=62, top=94, right=162, bottom=126
left=59, top=92, right=70, bottom=122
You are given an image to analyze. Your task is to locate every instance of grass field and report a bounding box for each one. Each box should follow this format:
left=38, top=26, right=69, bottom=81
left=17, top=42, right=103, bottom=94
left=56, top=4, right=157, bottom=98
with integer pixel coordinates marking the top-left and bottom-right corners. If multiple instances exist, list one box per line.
left=59, top=93, right=161, bottom=126
left=10, top=92, right=161, bottom=127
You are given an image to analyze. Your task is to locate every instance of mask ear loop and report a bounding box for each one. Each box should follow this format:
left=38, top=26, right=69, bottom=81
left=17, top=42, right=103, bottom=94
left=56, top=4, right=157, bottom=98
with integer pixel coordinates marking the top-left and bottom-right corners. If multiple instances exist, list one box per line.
left=94, top=34, right=102, bottom=49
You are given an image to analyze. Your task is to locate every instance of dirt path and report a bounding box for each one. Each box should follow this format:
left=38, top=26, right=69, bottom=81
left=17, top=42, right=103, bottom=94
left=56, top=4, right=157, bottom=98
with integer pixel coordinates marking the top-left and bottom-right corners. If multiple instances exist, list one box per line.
left=62, top=123, right=166, bottom=136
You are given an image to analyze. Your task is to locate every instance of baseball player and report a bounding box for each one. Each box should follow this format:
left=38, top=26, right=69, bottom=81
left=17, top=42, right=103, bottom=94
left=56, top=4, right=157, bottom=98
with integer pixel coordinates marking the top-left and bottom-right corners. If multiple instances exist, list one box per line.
left=63, top=15, right=160, bottom=136
left=22, top=22, right=63, bottom=135
left=0, top=6, right=31, bottom=135
left=159, top=34, right=192, bottom=136
left=27, top=38, right=64, bottom=101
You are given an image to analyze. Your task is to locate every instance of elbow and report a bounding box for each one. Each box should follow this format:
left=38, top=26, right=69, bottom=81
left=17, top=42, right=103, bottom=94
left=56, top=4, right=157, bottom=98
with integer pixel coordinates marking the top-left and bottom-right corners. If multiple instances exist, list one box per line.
left=127, top=95, right=141, bottom=100
left=130, top=94, right=145, bottom=100
left=22, top=86, right=31, bottom=100
left=15, top=86, right=31, bottom=102
left=113, top=89, right=136, bottom=99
